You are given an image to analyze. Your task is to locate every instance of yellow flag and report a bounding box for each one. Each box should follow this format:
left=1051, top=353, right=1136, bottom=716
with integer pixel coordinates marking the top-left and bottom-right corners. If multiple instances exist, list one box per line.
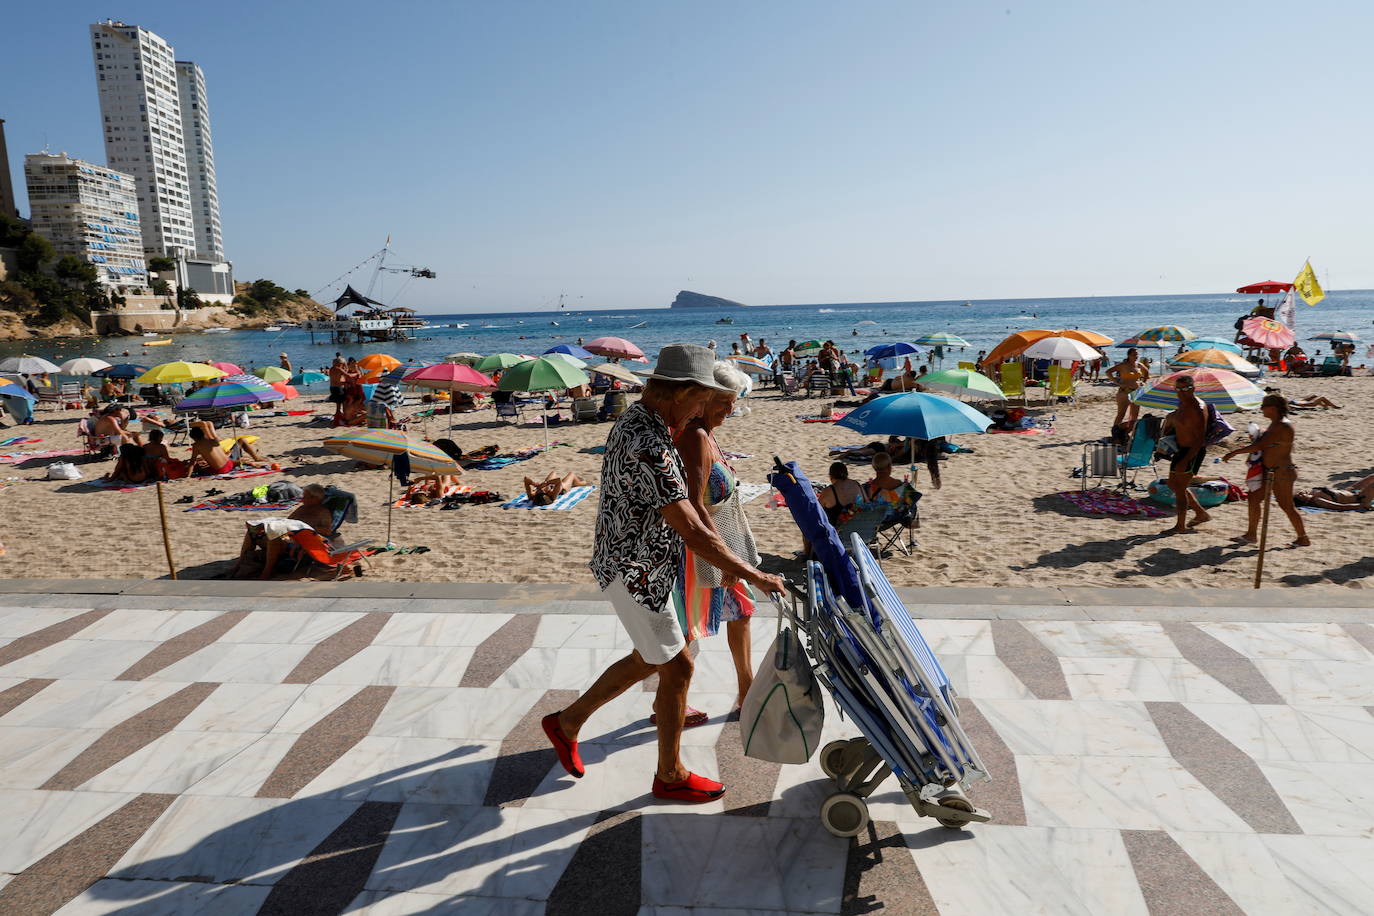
left=1294, top=261, right=1325, bottom=306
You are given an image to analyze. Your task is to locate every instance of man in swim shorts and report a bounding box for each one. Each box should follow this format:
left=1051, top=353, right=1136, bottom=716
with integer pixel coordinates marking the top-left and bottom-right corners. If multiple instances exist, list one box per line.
left=1163, top=377, right=1209, bottom=533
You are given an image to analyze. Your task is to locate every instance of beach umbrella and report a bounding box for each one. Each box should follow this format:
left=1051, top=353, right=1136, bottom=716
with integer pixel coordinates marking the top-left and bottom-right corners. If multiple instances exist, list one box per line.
left=725, top=354, right=774, bottom=375
left=370, top=366, right=411, bottom=410
left=92, top=363, right=149, bottom=379
left=1236, top=280, right=1292, bottom=294
left=545, top=343, right=596, bottom=360
left=444, top=352, right=483, bottom=366
left=253, top=366, right=292, bottom=383
left=208, top=361, right=243, bottom=375
left=1308, top=330, right=1360, bottom=344
left=269, top=382, right=299, bottom=400
left=913, top=332, right=970, bottom=348
left=838, top=391, right=992, bottom=440
left=475, top=352, right=527, bottom=372
left=866, top=342, right=923, bottom=361
left=920, top=368, right=1005, bottom=401
left=403, top=363, right=497, bottom=431
left=1187, top=337, right=1243, bottom=354
left=59, top=357, right=112, bottom=376
left=0, top=381, right=36, bottom=402
left=1115, top=337, right=1168, bottom=350
left=173, top=380, right=283, bottom=413
left=1131, top=368, right=1263, bottom=413
left=584, top=336, right=645, bottom=360
left=137, top=361, right=225, bottom=385
left=499, top=356, right=590, bottom=447
left=357, top=353, right=401, bottom=381
left=0, top=355, right=61, bottom=375
left=1240, top=316, right=1295, bottom=349
left=1133, top=325, right=1196, bottom=343
left=1022, top=335, right=1101, bottom=362
left=542, top=352, right=588, bottom=370
left=983, top=329, right=1114, bottom=365
left=587, top=362, right=641, bottom=385
left=794, top=339, right=824, bottom=356
left=291, top=370, right=326, bottom=386
left=1168, top=348, right=1261, bottom=375
left=324, top=428, right=462, bottom=547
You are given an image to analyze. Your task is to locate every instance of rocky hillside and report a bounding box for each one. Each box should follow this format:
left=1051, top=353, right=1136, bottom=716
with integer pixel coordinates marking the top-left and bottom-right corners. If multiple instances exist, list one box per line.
left=670, top=290, right=748, bottom=310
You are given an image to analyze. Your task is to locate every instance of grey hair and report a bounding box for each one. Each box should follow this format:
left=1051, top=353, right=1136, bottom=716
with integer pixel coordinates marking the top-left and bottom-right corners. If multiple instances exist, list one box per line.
left=713, top=361, right=751, bottom=397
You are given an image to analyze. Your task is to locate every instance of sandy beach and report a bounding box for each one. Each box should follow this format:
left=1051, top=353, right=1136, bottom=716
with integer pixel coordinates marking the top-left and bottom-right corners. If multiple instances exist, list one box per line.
left=1, top=373, right=1370, bottom=589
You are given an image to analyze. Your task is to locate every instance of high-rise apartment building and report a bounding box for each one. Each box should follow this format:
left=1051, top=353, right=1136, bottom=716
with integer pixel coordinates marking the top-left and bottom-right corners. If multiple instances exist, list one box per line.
left=23, top=152, right=149, bottom=288
left=175, top=61, right=223, bottom=260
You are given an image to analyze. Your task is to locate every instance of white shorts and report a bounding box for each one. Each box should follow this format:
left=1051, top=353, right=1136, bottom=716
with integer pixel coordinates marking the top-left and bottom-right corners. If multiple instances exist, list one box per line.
left=603, top=576, right=686, bottom=666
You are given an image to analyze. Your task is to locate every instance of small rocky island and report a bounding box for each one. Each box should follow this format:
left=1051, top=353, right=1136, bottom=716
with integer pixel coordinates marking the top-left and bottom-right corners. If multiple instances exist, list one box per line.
left=670, top=290, right=747, bottom=310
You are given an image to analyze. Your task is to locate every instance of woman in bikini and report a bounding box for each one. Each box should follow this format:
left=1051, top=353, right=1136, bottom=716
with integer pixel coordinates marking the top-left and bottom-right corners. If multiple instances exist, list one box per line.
left=1295, top=474, right=1374, bottom=511
left=1222, top=394, right=1311, bottom=547
left=1105, top=348, right=1150, bottom=431
left=523, top=471, right=590, bottom=506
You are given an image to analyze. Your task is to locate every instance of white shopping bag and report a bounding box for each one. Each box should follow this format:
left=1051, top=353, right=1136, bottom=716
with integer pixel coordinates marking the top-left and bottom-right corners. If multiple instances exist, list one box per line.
left=46, top=462, right=81, bottom=480
left=739, top=625, right=824, bottom=764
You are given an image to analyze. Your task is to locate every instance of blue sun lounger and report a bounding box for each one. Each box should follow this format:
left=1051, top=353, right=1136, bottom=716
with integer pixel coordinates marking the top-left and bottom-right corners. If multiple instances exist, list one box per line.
left=767, top=459, right=991, bottom=836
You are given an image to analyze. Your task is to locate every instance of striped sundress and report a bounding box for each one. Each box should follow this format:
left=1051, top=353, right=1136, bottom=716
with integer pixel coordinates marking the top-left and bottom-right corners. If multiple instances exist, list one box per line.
left=671, top=459, right=756, bottom=641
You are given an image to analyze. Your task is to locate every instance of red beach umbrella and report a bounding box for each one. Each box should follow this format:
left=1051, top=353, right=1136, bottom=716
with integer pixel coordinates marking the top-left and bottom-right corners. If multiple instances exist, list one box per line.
left=1240, top=316, right=1296, bottom=349
left=1235, top=281, right=1293, bottom=294
left=269, top=381, right=299, bottom=400
left=209, top=361, right=243, bottom=375
left=402, top=362, right=497, bottom=431
left=584, top=336, right=646, bottom=360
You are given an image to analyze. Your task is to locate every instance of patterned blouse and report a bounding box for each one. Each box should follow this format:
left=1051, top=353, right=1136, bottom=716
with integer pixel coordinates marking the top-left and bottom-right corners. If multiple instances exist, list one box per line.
left=590, top=402, right=690, bottom=613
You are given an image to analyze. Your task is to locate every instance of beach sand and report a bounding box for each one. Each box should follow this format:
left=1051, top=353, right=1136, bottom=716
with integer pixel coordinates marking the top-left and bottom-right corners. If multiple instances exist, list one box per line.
left=2, top=374, right=1371, bottom=589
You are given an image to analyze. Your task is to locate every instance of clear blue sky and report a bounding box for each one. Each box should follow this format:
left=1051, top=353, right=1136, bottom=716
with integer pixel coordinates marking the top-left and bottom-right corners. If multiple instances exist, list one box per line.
left=4, top=1, right=1371, bottom=312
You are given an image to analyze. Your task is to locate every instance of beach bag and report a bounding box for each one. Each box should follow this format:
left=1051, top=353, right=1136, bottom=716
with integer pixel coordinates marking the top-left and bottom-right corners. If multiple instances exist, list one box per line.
left=698, top=488, right=760, bottom=588
left=739, top=624, right=825, bottom=764
left=46, top=462, right=81, bottom=480
left=1204, top=403, right=1234, bottom=446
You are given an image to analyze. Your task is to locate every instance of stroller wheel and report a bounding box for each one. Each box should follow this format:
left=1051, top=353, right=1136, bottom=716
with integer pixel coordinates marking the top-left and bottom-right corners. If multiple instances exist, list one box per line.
left=819, top=740, right=849, bottom=779
left=820, top=792, right=869, bottom=838
left=935, top=795, right=975, bottom=829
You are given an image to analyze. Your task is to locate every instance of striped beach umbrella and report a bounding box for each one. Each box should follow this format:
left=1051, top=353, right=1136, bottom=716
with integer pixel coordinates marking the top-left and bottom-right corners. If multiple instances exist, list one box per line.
left=370, top=367, right=410, bottom=409
left=1131, top=368, right=1263, bottom=413
left=1308, top=330, right=1360, bottom=344
left=913, top=332, right=970, bottom=348
left=1240, top=317, right=1295, bottom=349
left=1133, top=325, right=1196, bottom=343
left=173, top=379, right=283, bottom=412
left=1115, top=337, right=1168, bottom=349
left=725, top=354, right=773, bottom=375
left=323, top=429, right=460, bottom=475
left=1167, top=348, right=1261, bottom=375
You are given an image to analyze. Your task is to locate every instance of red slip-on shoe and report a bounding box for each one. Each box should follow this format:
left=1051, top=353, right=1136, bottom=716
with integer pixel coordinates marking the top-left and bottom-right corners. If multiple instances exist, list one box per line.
left=652, top=771, right=726, bottom=802
left=542, top=712, right=584, bottom=778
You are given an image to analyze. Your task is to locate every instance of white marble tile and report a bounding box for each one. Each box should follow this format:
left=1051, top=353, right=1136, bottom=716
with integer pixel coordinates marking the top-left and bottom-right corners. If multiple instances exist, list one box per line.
left=171, top=683, right=307, bottom=733
left=214, top=610, right=365, bottom=644
left=489, top=647, right=558, bottom=689
left=1017, top=754, right=1252, bottom=832
left=0, top=726, right=103, bottom=788
left=53, top=878, right=271, bottom=915
left=1291, top=704, right=1374, bottom=762
left=637, top=907, right=798, bottom=916
left=111, top=794, right=359, bottom=885
left=366, top=803, right=598, bottom=899
left=150, top=642, right=315, bottom=684
left=1021, top=621, right=1182, bottom=659
left=912, top=619, right=996, bottom=655
left=1196, top=622, right=1374, bottom=663
left=1251, top=659, right=1374, bottom=706
left=0, top=678, right=188, bottom=729
left=1168, top=831, right=1305, bottom=916
left=524, top=741, right=727, bottom=816
left=312, top=645, right=476, bottom=687
left=369, top=686, right=542, bottom=740
left=1060, top=656, right=1248, bottom=704
left=347, top=890, right=544, bottom=916
left=1186, top=702, right=1374, bottom=765
left=70, top=609, right=224, bottom=642
left=0, top=606, right=94, bottom=638
left=269, top=683, right=373, bottom=733
left=0, top=788, right=134, bottom=871
left=182, top=733, right=298, bottom=798
left=0, top=639, right=163, bottom=679
left=374, top=612, right=512, bottom=647
left=640, top=812, right=846, bottom=912
left=1261, top=834, right=1374, bottom=914
left=78, top=731, right=266, bottom=794
left=974, top=699, right=1169, bottom=758
left=1259, top=760, right=1374, bottom=838
left=953, top=655, right=1037, bottom=700
left=908, top=823, right=1147, bottom=916
left=295, top=736, right=500, bottom=806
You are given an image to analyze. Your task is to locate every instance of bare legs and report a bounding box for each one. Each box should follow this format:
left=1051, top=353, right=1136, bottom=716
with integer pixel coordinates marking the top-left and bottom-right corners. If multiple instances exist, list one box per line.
left=1167, top=470, right=1209, bottom=534
left=1239, top=470, right=1310, bottom=546
left=726, top=617, right=753, bottom=708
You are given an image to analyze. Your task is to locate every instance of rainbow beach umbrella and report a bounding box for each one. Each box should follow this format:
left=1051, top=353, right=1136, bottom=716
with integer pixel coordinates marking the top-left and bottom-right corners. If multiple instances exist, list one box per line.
left=1131, top=368, right=1263, bottom=413
left=324, top=428, right=462, bottom=547
left=1133, top=325, right=1196, bottom=343
left=173, top=378, right=283, bottom=412
left=1167, top=348, right=1261, bottom=376
left=725, top=354, right=774, bottom=375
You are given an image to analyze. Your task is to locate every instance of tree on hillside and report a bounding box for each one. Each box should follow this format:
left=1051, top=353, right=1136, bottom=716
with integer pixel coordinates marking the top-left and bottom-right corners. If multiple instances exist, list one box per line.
left=16, top=234, right=55, bottom=273
left=54, top=255, right=99, bottom=287
left=146, top=256, right=175, bottom=275
left=232, top=278, right=300, bottom=317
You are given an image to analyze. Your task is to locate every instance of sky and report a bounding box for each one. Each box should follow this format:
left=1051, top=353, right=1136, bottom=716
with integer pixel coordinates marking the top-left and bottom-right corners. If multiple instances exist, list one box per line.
left=3, top=1, right=1372, bottom=313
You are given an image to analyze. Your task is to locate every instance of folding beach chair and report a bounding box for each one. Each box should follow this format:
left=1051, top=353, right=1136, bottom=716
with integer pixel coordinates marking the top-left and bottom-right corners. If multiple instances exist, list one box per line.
left=1046, top=364, right=1076, bottom=405
left=76, top=417, right=106, bottom=456
left=571, top=397, right=599, bottom=423
left=1119, top=415, right=1160, bottom=489
left=1079, top=442, right=1122, bottom=490
left=289, top=529, right=375, bottom=579
left=806, top=372, right=833, bottom=398
left=999, top=362, right=1026, bottom=405
left=495, top=401, right=523, bottom=424
left=834, top=505, right=887, bottom=560
left=1317, top=356, right=1342, bottom=377
left=779, top=372, right=801, bottom=398
left=874, top=484, right=920, bottom=556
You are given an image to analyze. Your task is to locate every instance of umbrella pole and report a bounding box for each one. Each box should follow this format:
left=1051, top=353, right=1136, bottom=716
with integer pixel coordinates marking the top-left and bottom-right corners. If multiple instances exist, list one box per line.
left=542, top=411, right=550, bottom=450
left=386, top=472, right=395, bottom=549
left=154, top=480, right=177, bottom=579
left=1253, top=469, right=1274, bottom=589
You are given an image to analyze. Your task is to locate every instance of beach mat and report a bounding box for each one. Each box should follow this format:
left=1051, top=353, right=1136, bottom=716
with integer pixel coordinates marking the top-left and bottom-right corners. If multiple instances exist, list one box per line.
left=737, top=482, right=772, bottom=504
left=1054, top=489, right=1166, bottom=518
left=0, top=436, right=41, bottom=448
left=0, top=447, right=86, bottom=465
left=465, top=442, right=565, bottom=470
left=1299, top=505, right=1372, bottom=514
left=501, top=485, right=596, bottom=510
left=184, top=500, right=300, bottom=512
left=989, top=427, right=1046, bottom=435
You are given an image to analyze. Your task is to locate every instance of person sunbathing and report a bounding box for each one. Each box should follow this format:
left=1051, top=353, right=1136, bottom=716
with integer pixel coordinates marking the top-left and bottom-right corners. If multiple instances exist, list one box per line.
left=1288, top=394, right=1342, bottom=410
left=1295, top=475, right=1374, bottom=510
left=524, top=470, right=589, bottom=506
left=230, top=483, right=334, bottom=579
left=105, top=443, right=151, bottom=484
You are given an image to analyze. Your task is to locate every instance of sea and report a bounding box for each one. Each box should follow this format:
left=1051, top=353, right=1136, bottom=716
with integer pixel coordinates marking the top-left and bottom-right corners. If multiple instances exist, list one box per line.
left=3, top=290, right=1371, bottom=375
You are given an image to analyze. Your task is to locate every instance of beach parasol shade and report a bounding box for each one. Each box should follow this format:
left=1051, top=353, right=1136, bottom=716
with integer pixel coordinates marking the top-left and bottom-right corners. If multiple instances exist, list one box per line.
left=291, top=370, right=326, bottom=386
left=1021, top=336, right=1101, bottom=362
left=866, top=342, right=923, bottom=361
left=357, top=353, right=401, bottom=381
left=59, top=357, right=112, bottom=375
left=794, top=339, right=824, bottom=356
left=913, top=332, right=970, bottom=348
left=1114, top=337, right=1168, bottom=349
left=369, top=366, right=411, bottom=409
left=173, top=380, right=283, bottom=412
left=542, top=352, right=588, bottom=370
left=1240, top=316, right=1295, bottom=349
left=983, top=329, right=1114, bottom=365
left=1133, top=325, right=1196, bottom=343
left=1236, top=281, right=1293, bottom=294
left=475, top=352, right=528, bottom=372
left=444, top=352, right=483, bottom=366
left=0, top=355, right=62, bottom=375
left=0, top=381, right=36, bottom=402
left=253, top=366, right=292, bottom=383
left=545, top=343, right=597, bottom=360
left=584, top=336, right=645, bottom=360
left=725, top=354, right=774, bottom=375
left=919, top=368, right=1005, bottom=400
left=497, top=356, right=589, bottom=392
left=92, top=363, right=149, bottom=379
left=1131, top=368, right=1263, bottom=413
left=587, top=362, right=641, bottom=385
left=208, top=361, right=243, bottom=375
left=403, top=363, right=496, bottom=393
left=323, top=429, right=461, bottom=475
left=137, top=361, right=226, bottom=385
left=838, top=391, right=992, bottom=440
left=1308, top=331, right=1360, bottom=344
left=269, top=381, right=299, bottom=400
left=1168, top=348, right=1261, bottom=375
left=1187, top=337, right=1243, bottom=354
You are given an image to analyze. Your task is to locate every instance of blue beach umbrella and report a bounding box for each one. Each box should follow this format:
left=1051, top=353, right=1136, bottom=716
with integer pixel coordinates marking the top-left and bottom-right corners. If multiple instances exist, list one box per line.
left=1186, top=337, right=1243, bottom=354
left=291, top=370, right=327, bottom=386
left=838, top=392, right=992, bottom=440
left=545, top=343, right=596, bottom=360
left=0, top=381, right=37, bottom=402
left=92, top=363, right=150, bottom=379
left=866, top=342, right=924, bottom=362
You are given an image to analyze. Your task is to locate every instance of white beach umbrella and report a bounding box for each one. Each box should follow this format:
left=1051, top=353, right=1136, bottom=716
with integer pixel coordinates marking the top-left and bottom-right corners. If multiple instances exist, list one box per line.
left=0, top=355, right=62, bottom=375
left=1021, top=336, right=1100, bottom=362
left=60, top=357, right=113, bottom=375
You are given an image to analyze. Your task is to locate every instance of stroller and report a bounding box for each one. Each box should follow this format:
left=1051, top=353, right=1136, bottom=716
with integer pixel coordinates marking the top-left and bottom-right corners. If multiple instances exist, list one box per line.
left=767, top=458, right=991, bottom=836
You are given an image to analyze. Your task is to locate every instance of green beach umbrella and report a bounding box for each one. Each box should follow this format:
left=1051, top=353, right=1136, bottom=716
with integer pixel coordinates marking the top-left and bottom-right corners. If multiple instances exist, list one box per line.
left=475, top=352, right=528, bottom=372
left=920, top=368, right=1005, bottom=401
left=498, top=356, right=590, bottom=447
left=253, top=366, right=292, bottom=383
left=542, top=352, right=588, bottom=370
left=913, top=332, right=970, bottom=348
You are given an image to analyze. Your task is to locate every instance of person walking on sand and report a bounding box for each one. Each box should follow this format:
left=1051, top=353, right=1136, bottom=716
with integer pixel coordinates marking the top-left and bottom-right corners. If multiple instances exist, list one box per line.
left=542, top=344, right=784, bottom=802
left=1162, top=376, right=1210, bottom=533
left=1222, top=393, right=1310, bottom=547
left=1106, top=348, right=1150, bottom=432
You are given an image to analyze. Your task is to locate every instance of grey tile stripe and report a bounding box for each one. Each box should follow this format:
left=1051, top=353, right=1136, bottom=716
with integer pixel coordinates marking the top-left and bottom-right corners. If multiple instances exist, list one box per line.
left=256, top=685, right=397, bottom=798
left=40, top=682, right=219, bottom=791
left=1342, top=622, right=1374, bottom=658
left=282, top=612, right=390, bottom=684
left=842, top=820, right=939, bottom=916
left=1146, top=701, right=1302, bottom=835
left=484, top=688, right=579, bottom=808
left=116, top=610, right=250, bottom=681
left=989, top=620, right=1071, bottom=700
left=715, top=709, right=782, bottom=817
left=1160, top=622, right=1285, bottom=705
left=1120, top=829, right=1245, bottom=915
left=256, top=800, right=403, bottom=916
left=458, top=614, right=540, bottom=688
left=0, top=792, right=177, bottom=916
left=960, top=701, right=1027, bottom=826
left=0, top=608, right=111, bottom=668
left=545, top=809, right=641, bottom=916
left=0, top=677, right=55, bottom=717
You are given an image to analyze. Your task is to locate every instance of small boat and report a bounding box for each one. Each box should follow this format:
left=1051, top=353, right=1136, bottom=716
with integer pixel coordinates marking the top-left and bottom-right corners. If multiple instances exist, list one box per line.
left=715, top=317, right=734, bottom=325
left=628, top=321, right=648, bottom=329
left=961, top=301, right=972, bottom=308
left=262, top=326, right=282, bottom=332
left=203, top=327, right=231, bottom=334
left=141, top=331, right=159, bottom=337
left=455, top=323, right=468, bottom=329
left=550, top=321, right=559, bottom=326
left=142, top=339, right=173, bottom=346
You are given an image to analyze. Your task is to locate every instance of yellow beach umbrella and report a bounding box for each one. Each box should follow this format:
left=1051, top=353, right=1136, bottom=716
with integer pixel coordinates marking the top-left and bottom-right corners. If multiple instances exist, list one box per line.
left=136, top=361, right=226, bottom=385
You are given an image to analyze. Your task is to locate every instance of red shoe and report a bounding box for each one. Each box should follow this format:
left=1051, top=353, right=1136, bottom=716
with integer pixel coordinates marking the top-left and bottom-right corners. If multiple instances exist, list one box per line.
left=542, top=712, right=584, bottom=778
left=652, top=771, right=726, bottom=802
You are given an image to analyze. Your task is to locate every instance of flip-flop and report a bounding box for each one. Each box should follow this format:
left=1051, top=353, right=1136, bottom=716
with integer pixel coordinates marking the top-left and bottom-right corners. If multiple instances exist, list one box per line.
left=649, top=706, right=709, bottom=728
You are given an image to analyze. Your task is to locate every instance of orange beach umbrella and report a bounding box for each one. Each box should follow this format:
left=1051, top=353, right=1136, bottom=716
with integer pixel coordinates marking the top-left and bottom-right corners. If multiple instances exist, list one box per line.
left=357, top=353, right=401, bottom=382
left=983, top=329, right=1113, bottom=366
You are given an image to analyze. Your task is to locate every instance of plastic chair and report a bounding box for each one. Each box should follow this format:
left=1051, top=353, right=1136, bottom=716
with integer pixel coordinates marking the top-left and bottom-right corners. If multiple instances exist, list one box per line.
left=1120, top=416, right=1160, bottom=489
left=289, top=529, right=374, bottom=579
left=998, top=363, right=1026, bottom=405
left=1047, top=365, right=1076, bottom=405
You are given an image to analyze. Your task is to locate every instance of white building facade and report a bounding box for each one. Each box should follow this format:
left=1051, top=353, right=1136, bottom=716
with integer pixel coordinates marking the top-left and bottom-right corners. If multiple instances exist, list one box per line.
left=23, top=152, right=149, bottom=288
left=175, top=61, right=224, bottom=261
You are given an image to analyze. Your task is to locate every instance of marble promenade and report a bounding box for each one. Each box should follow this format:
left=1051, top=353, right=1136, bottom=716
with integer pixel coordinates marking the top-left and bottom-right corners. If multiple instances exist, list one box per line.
left=0, top=579, right=1372, bottom=914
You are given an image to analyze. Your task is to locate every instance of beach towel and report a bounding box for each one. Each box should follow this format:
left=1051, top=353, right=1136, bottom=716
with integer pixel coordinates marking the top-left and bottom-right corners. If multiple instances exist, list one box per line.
left=83, top=465, right=280, bottom=492
left=736, top=482, right=772, bottom=504
left=501, top=485, right=596, bottom=510
left=0, top=436, right=41, bottom=448
left=0, top=447, right=86, bottom=465
left=988, top=427, right=1046, bottom=435
left=721, top=450, right=753, bottom=460
left=1299, top=505, right=1372, bottom=514
left=1054, top=489, right=1167, bottom=518
left=185, top=500, right=300, bottom=512
left=465, top=442, right=566, bottom=470
left=799, top=412, right=848, bottom=423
